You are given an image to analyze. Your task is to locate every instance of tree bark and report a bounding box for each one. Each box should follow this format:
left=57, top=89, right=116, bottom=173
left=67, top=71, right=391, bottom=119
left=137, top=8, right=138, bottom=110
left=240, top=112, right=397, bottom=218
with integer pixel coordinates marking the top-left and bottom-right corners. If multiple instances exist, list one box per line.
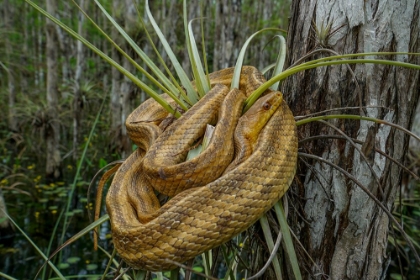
left=4, top=0, right=18, bottom=132
left=54, top=2, right=72, bottom=82
left=45, top=0, right=62, bottom=180
left=120, top=0, right=138, bottom=157
left=283, top=0, right=420, bottom=279
left=110, top=0, right=123, bottom=153
left=213, top=0, right=242, bottom=70
left=73, top=0, right=88, bottom=160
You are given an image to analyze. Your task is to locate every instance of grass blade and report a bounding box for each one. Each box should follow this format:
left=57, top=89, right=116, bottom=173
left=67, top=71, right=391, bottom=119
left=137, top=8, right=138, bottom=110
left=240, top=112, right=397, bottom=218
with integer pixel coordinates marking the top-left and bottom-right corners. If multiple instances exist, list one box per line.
left=50, top=215, right=110, bottom=263
left=25, top=0, right=179, bottom=117
left=145, top=0, right=199, bottom=104
left=244, top=57, right=420, bottom=112
left=200, top=3, right=210, bottom=87
left=59, top=99, right=106, bottom=257
left=259, top=214, right=283, bottom=280
left=231, top=28, right=284, bottom=90
left=0, top=272, right=17, bottom=280
left=270, top=35, right=287, bottom=90
left=188, top=18, right=210, bottom=96
left=274, top=201, right=302, bottom=280
left=3, top=212, right=65, bottom=280
left=91, top=0, right=188, bottom=110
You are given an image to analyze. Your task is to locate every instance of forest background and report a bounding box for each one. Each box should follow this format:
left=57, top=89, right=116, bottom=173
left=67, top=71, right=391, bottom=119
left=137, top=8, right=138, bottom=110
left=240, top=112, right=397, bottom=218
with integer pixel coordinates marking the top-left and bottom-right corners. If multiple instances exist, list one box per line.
left=1, top=0, right=419, bottom=279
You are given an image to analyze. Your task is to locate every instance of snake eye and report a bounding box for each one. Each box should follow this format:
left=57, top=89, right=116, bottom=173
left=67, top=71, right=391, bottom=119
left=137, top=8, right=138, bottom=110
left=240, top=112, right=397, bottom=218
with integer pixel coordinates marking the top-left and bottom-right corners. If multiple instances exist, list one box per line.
left=263, top=102, right=271, bottom=110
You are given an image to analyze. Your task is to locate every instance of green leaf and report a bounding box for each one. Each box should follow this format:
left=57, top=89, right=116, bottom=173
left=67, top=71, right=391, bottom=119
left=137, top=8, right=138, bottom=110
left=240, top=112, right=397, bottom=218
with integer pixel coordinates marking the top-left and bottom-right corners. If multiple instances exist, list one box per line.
left=73, top=209, right=84, bottom=214
left=67, top=257, right=81, bottom=264
left=274, top=201, right=302, bottom=280
left=232, top=28, right=283, bottom=90
left=185, top=5, right=210, bottom=96
left=270, top=35, right=287, bottom=90
left=4, top=212, right=66, bottom=279
left=99, top=158, right=107, bottom=169
left=91, top=0, right=188, bottom=111
left=25, top=0, right=179, bottom=118
left=259, top=214, right=282, bottom=280
left=0, top=271, right=18, bottom=280
left=390, top=273, right=403, bottom=280
left=145, top=0, right=199, bottom=104
left=65, top=211, right=74, bottom=217
left=193, top=266, right=204, bottom=273
left=57, top=263, right=70, bottom=269
left=86, top=264, right=98, bottom=271
left=244, top=55, right=420, bottom=112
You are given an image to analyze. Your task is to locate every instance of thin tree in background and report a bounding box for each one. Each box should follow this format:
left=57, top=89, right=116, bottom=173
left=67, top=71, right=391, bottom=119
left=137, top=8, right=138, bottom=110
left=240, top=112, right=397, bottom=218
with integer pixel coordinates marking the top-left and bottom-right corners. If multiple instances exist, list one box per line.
left=110, top=0, right=123, bottom=154
left=73, top=0, right=87, bottom=160
left=284, top=0, right=420, bottom=278
left=45, top=0, right=62, bottom=180
left=4, top=0, right=18, bottom=132
left=213, top=0, right=242, bottom=70
left=120, top=0, right=138, bottom=156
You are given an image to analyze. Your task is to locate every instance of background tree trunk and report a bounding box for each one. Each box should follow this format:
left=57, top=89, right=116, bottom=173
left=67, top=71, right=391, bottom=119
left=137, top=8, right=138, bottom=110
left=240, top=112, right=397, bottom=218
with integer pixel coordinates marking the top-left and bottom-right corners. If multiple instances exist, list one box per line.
left=120, top=0, right=138, bottom=157
left=45, top=0, right=62, bottom=180
left=110, top=0, right=124, bottom=153
left=283, top=0, right=420, bottom=279
left=213, top=0, right=242, bottom=70
left=73, top=0, right=87, bottom=160
left=4, top=0, right=18, bottom=132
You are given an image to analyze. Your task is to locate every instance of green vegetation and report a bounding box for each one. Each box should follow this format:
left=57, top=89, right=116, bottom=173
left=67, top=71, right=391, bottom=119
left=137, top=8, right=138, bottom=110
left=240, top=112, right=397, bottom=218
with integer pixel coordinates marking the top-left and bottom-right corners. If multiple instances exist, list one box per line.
left=1, top=0, right=419, bottom=279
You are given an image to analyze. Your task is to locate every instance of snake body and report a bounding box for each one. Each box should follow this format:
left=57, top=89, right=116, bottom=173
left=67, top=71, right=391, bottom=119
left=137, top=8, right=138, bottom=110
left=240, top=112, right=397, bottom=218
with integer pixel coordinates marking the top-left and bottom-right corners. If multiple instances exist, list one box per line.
left=106, top=66, right=298, bottom=271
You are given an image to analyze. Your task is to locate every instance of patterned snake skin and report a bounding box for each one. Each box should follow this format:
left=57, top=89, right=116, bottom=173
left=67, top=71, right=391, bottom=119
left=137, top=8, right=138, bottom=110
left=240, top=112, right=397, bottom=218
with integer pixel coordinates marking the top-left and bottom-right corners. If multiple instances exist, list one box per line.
left=105, top=66, right=298, bottom=271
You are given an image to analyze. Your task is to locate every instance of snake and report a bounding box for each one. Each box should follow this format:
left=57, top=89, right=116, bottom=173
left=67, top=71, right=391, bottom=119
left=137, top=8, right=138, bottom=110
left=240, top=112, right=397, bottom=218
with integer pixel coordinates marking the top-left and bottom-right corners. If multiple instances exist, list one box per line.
left=105, top=66, right=298, bottom=271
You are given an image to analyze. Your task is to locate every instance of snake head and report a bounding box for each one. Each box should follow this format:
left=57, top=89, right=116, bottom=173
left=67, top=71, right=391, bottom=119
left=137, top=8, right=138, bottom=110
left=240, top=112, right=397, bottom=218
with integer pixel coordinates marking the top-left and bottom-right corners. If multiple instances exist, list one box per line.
left=243, top=91, right=283, bottom=125
left=240, top=91, right=283, bottom=145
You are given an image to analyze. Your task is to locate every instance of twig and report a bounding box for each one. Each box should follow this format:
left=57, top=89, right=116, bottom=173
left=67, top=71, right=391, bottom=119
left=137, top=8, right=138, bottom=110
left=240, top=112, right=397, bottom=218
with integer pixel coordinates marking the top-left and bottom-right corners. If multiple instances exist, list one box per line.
left=246, top=228, right=283, bottom=280
left=317, top=119, right=384, bottom=199
left=299, top=134, right=420, bottom=181
left=299, top=152, right=420, bottom=265
left=163, top=259, right=218, bottom=280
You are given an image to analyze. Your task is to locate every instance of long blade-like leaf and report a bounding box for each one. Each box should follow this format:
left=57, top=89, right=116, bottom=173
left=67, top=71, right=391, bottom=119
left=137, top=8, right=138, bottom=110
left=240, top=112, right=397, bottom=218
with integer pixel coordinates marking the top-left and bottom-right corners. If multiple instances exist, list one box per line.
left=188, top=18, right=210, bottom=96
left=200, top=3, right=210, bottom=87
left=146, top=0, right=199, bottom=104
left=92, top=0, right=188, bottom=110
left=244, top=57, right=420, bottom=112
left=25, top=0, right=179, bottom=118
left=274, top=201, right=302, bottom=280
left=4, top=212, right=66, bottom=280
left=259, top=215, right=283, bottom=280
left=231, top=28, right=284, bottom=90
left=270, top=35, right=287, bottom=90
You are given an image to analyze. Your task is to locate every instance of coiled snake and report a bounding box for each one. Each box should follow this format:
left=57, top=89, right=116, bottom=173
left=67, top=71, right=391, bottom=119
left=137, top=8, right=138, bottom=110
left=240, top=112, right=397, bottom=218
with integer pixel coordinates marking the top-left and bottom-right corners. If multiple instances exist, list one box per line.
left=105, top=66, right=298, bottom=271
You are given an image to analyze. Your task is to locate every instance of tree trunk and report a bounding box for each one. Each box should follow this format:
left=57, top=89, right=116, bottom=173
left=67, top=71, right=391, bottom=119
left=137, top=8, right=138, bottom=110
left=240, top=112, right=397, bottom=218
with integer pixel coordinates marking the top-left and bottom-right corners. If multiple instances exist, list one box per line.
left=120, top=0, right=138, bottom=157
left=45, top=0, right=62, bottom=180
left=213, top=0, right=242, bottom=70
left=54, top=2, right=71, bottom=82
left=283, top=0, right=420, bottom=279
left=73, top=0, right=87, bottom=160
left=4, top=0, right=18, bottom=132
left=110, top=0, right=123, bottom=153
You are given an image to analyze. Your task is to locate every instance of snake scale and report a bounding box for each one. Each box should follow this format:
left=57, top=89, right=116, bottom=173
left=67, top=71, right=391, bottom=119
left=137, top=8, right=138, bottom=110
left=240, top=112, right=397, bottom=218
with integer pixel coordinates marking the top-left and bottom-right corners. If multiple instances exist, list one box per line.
left=105, top=66, right=298, bottom=271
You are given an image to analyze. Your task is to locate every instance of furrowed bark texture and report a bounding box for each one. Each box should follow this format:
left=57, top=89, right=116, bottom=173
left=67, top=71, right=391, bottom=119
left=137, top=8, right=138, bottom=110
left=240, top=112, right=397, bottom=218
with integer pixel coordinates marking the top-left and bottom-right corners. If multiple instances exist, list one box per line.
left=283, top=0, right=419, bottom=279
